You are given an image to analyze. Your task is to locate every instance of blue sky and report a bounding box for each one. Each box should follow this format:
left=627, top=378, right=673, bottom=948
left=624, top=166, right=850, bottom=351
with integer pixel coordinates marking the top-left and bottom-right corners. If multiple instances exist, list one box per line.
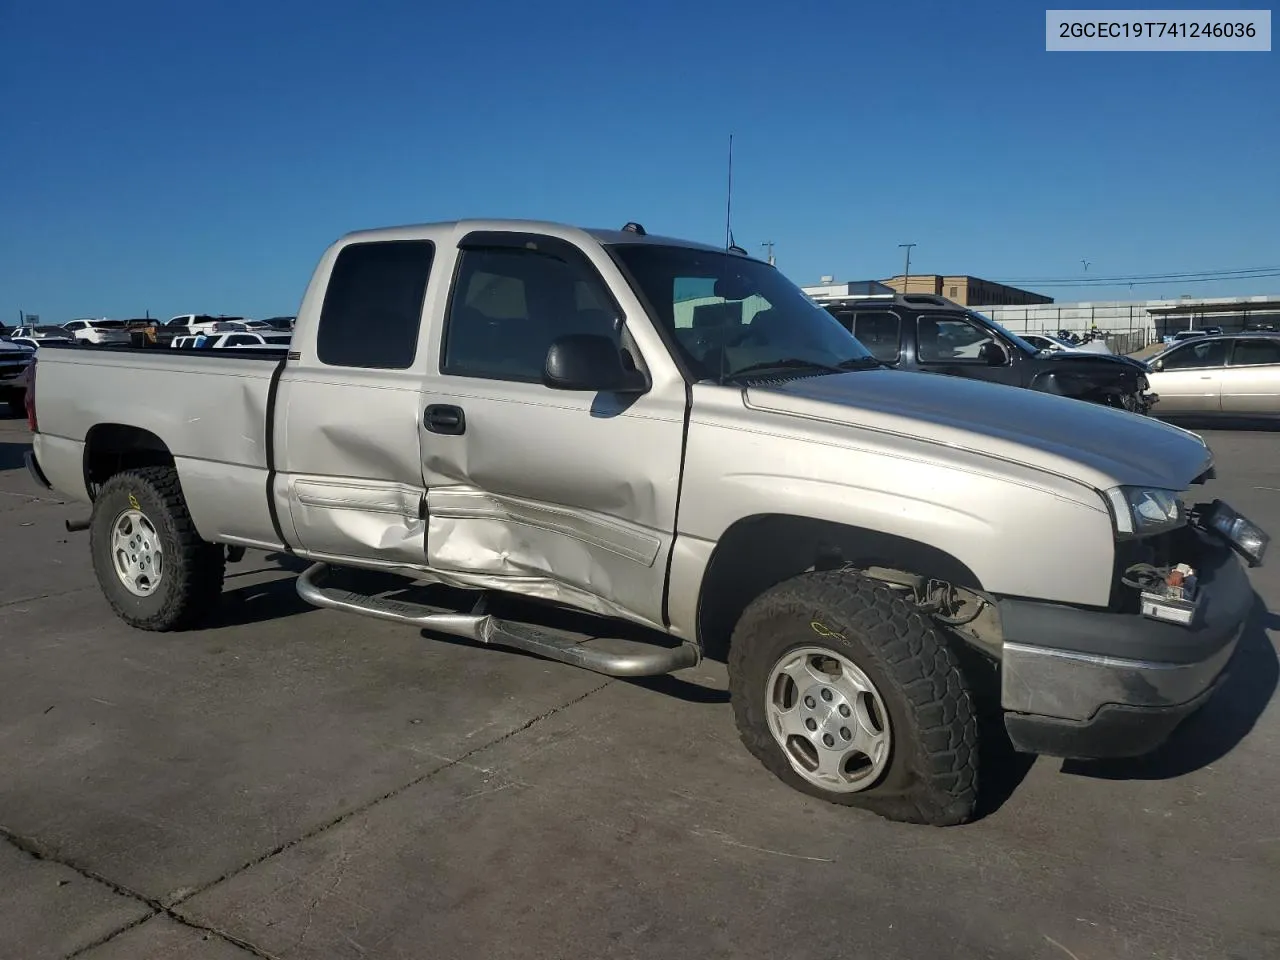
left=1, top=0, right=1276, bottom=322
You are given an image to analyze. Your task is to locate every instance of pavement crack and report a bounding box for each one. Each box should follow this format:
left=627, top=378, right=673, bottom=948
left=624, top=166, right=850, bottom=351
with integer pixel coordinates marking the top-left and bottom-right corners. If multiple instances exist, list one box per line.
left=0, top=585, right=96, bottom=610
left=169, top=677, right=614, bottom=911
left=1, top=827, right=158, bottom=909
left=64, top=910, right=158, bottom=959
left=0, top=829, right=279, bottom=959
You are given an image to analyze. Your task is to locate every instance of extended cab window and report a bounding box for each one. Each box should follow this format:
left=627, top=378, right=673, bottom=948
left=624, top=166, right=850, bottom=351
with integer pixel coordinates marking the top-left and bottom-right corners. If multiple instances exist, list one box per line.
left=1160, top=339, right=1228, bottom=370
left=917, top=314, right=995, bottom=363
left=850, top=312, right=901, bottom=362
left=443, top=246, right=621, bottom=382
left=316, top=240, right=434, bottom=369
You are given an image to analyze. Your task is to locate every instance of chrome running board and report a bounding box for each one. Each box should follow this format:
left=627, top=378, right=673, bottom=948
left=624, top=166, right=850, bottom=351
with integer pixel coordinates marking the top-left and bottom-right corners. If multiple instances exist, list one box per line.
left=296, top=562, right=700, bottom=678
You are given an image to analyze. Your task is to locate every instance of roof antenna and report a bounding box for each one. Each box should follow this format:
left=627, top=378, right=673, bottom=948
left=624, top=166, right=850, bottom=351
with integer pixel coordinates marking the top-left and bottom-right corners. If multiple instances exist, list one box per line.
left=724, top=133, right=733, bottom=251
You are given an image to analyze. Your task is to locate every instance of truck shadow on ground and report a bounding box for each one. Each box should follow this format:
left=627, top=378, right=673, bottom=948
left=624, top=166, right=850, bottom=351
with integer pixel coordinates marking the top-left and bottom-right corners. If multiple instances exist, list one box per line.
left=1061, top=598, right=1279, bottom=782
left=204, top=553, right=316, bottom=627
left=0, top=440, right=31, bottom=473
left=948, top=643, right=1038, bottom=820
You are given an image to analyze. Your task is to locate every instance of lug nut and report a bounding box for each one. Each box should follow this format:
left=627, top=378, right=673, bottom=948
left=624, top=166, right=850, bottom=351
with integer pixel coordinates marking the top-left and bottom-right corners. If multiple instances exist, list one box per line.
left=805, top=718, right=817, bottom=731
left=822, top=734, right=835, bottom=747
left=804, top=696, right=815, bottom=708
left=821, top=689, right=833, bottom=702
left=840, top=727, right=852, bottom=741
left=838, top=703, right=851, bottom=717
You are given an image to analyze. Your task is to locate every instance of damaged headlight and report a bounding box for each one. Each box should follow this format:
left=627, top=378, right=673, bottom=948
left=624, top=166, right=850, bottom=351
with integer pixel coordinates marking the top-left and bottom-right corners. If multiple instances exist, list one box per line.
left=1196, top=499, right=1270, bottom=567
left=1104, top=486, right=1186, bottom=537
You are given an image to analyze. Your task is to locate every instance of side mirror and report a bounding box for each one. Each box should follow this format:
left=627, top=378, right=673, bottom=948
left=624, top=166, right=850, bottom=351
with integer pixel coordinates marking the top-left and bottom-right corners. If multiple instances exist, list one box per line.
left=980, top=341, right=1008, bottom=366
left=1152, top=359, right=1164, bottom=372
left=543, top=334, right=647, bottom=393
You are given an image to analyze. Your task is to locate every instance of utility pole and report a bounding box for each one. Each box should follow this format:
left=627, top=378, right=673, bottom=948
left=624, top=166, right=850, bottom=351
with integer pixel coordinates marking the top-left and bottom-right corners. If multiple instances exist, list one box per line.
left=898, top=243, right=916, bottom=293
left=761, top=241, right=775, bottom=266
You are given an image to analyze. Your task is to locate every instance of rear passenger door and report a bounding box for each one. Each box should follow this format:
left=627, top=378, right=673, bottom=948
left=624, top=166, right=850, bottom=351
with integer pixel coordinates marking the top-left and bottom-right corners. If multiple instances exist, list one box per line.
left=419, top=232, right=686, bottom=628
left=274, top=239, right=436, bottom=565
left=1220, top=338, right=1280, bottom=415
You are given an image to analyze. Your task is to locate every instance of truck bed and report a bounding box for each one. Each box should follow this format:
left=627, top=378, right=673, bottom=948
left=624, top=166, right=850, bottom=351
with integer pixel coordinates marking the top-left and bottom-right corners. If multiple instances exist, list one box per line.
left=31, top=343, right=289, bottom=551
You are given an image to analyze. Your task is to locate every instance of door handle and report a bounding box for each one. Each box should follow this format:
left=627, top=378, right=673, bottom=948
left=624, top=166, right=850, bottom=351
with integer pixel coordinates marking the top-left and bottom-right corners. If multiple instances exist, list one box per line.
left=424, top=404, right=466, bottom=435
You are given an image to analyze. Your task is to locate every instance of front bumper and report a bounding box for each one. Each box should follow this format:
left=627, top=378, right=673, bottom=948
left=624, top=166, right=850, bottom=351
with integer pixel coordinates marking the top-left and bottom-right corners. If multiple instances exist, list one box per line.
left=997, top=528, right=1252, bottom=759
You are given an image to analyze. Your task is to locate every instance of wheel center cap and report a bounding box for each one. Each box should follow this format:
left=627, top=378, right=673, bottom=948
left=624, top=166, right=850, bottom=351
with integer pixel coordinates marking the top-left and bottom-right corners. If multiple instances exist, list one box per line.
left=800, top=684, right=853, bottom=749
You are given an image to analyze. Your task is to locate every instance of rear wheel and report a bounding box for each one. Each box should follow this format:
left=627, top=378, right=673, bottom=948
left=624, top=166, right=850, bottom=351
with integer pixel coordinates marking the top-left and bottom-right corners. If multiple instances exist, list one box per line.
left=728, top=570, right=979, bottom=826
left=89, top=466, right=225, bottom=631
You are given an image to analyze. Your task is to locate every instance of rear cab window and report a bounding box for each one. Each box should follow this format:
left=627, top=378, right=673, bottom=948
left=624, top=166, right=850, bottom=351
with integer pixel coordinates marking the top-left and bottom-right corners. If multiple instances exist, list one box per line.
left=316, top=240, right=435, bottom=369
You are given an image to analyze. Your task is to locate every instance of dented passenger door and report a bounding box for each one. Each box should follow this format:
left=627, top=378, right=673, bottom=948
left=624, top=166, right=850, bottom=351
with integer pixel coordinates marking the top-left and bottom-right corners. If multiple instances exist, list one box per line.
left=420, top=231, right=685, bottom=628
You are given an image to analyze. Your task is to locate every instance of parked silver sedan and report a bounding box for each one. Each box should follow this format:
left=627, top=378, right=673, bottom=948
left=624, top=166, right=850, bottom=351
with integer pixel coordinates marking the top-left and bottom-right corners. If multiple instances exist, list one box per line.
left=1146, top=332, right=1280, bottom=418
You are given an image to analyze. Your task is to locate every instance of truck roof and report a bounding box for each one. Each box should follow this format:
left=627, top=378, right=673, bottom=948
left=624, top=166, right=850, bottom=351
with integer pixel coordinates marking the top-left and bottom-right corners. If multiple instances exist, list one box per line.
left=810, top=291, right=963, bottom=311
left=336, top=219, right=743, bottom=258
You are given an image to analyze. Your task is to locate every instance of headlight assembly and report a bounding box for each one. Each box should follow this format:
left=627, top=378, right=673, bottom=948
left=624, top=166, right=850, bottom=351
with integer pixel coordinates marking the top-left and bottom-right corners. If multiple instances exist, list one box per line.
left=1196, top=499, right=1270, bottom=567
left=1104, top=486, right=1186, bottom=537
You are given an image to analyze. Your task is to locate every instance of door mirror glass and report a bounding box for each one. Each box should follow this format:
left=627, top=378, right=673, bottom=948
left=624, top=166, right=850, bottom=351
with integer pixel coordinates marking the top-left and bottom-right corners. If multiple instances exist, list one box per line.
left=1152, top=359, right=1164, bottom=372
left=980, top=341, right=1008, bottom=366
left=543, top=334, right=647, bottom=393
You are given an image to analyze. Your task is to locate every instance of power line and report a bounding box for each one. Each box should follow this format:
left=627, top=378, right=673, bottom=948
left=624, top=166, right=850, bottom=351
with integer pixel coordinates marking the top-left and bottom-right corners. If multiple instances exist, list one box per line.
left=1000, top=265, right=1280, bottom=284
left=1014, top=271, right=1280, bottom=288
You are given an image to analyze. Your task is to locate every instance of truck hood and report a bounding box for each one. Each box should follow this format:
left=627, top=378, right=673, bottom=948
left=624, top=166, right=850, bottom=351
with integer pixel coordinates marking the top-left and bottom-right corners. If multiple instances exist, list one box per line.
left=0, top=339, right=34, bottom=356
left=744, top=369, right=1211, bottom=492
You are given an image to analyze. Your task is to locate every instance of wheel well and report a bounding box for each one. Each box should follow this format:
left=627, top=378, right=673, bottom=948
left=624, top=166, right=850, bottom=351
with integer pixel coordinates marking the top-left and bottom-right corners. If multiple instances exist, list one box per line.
left=83, top=424, right=175, bottom=500
left=695, top=514, right=983, bottom=660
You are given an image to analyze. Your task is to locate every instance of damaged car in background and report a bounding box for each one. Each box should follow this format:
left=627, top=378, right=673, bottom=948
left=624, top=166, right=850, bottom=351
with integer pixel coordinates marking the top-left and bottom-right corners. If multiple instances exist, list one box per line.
left=810, top=289, right=1159, bottom=414
left=24, top=219, right=1265, bottom=826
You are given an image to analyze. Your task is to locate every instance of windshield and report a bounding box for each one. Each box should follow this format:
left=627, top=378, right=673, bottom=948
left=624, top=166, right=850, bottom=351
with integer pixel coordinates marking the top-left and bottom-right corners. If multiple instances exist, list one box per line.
left=963, top=310, right=1041, bottom=356
left=94, top=320, right=125, bottom=328
left=610, top=245, right=875, bottom=382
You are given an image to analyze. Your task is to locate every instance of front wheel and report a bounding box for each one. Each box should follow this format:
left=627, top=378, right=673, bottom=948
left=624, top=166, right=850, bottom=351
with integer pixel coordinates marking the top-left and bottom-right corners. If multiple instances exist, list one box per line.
left=728, top=570, right=979, bottom=826
left=89, top=466, right=225, bottom=631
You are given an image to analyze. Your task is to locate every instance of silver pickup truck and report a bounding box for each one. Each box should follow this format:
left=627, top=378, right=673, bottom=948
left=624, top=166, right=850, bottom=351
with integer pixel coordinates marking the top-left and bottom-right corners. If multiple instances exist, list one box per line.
left=25, top=220, right=1269, bottom=826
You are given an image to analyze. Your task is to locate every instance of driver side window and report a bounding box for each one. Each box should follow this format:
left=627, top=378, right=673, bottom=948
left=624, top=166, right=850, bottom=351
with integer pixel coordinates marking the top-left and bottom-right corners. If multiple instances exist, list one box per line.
left=442, top=246, right=623, bottom=383
left=916, top=314, right=995, bottom=364
left=1160, top=340, right=1228, bottom=371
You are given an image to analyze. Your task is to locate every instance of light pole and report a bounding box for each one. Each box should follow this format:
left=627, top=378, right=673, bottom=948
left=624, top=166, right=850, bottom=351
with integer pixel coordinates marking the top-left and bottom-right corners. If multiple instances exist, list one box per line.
left=898, top=243, right=916, bottom=293
left=761, top=241, right=775, bottom=266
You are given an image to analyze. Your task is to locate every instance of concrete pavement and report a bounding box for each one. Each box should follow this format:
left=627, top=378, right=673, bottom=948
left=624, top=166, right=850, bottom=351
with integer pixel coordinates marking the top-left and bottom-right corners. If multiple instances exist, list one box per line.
left=1, top=415, right=1277, bottom=960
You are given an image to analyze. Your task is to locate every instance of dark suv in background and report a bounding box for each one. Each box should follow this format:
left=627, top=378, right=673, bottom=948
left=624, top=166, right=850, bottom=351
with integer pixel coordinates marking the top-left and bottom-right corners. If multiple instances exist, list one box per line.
left=813, top=291, right=1157, bottom=414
